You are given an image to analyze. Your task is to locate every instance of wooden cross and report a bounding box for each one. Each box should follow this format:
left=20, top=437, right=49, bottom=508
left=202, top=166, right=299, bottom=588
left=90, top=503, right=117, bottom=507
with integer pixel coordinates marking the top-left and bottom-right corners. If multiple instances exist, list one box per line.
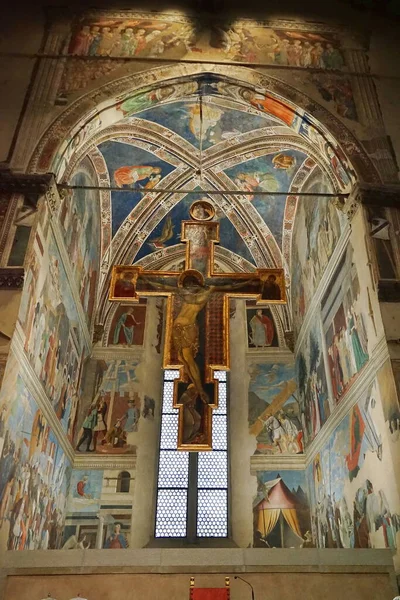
left=109, top=199, right=286, bottom=450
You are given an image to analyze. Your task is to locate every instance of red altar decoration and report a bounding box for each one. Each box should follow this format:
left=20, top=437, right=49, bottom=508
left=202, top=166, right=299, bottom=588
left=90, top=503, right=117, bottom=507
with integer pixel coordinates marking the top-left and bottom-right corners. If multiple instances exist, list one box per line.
left=190, top=577, right=230, bottom=600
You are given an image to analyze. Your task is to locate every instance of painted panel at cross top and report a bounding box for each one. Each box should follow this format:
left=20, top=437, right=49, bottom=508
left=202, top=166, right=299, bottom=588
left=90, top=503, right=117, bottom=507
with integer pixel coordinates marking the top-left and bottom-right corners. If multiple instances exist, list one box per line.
left=307, top=380, right=400, bottom=550
left=0, top=354, right=71, bottom=551
left=291, top=176, right=346, bottom=337
left=248, top=362, right=303, bottom=456
left=97, top=140, right=177, bottom=237
left=134, top=192, right=255, bottom=267
left=224, top=150, right=307, bottom=249
left=17, top=204, right=87, bottom=442
left=60, top=166, right=101, bottom=325
left=253, top=470, right=311, bottom=548
left=295, top=319, right=330, bottom=446
left=56, top=12, right=347, bottom=101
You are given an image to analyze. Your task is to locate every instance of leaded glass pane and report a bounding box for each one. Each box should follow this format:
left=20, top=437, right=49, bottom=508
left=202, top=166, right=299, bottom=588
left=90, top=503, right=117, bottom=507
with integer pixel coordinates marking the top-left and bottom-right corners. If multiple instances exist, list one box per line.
left=155, top=489, right=187, bottom=537
left=214, top=382, right=227, bottom=415
left=160, top=414, right=178, bottom=449
left=198, top=452, right=227, bottom=488
left=214, top=370, right=227, bottom=382
left=212, top=415, right=227, bottom=449
left=197, top=489, right=227, bottom=537
left=162, top=381, right=175, bottom=413
left=164, top=369, right=180, bottom=381
left=158, top=451, right=189, bottom=488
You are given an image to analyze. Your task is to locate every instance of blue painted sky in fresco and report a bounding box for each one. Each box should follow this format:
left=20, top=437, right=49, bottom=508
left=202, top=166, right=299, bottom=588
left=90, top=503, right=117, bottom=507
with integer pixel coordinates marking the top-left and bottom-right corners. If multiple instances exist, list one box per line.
left=98, top=140, right=176, bottom=236
left=134, top=192, right=255, bottom=265
left=132, top=98, right=276, bottom=149
left=250, top=363, right=296, bottom=406
left=224, top=150, right=307, bottom=247
left=258, top=469, right=307, bottom=493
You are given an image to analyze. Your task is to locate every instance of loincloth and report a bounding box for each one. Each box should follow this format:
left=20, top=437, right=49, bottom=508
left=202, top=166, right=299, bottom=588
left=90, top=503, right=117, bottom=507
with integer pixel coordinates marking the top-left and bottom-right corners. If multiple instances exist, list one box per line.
left=172, top=322, right=199, bottom=355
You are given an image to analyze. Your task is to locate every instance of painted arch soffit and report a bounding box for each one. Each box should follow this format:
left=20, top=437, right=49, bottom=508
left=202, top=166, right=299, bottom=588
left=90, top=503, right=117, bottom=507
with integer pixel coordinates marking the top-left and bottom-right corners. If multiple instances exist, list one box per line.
left=28, top=66, right=378, bottom=189
left=64, top=116, right=341, bottom=323
left=67, top=122, right=337, bottom=265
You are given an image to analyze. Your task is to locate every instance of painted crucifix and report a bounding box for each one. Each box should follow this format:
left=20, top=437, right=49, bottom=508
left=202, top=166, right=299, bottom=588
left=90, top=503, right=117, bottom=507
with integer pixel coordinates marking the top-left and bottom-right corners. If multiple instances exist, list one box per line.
left=109, top=198, right=286, bottom=450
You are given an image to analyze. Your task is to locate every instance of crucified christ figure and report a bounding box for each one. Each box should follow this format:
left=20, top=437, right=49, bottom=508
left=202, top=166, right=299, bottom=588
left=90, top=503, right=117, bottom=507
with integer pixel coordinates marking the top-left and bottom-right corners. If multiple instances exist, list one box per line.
left=145, top=271, right=251, bottom=403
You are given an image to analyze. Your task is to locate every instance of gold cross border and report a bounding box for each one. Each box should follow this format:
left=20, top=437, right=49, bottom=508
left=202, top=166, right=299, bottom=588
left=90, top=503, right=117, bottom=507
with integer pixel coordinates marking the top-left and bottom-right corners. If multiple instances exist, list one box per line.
left=109, top=263, right=286, bottom=373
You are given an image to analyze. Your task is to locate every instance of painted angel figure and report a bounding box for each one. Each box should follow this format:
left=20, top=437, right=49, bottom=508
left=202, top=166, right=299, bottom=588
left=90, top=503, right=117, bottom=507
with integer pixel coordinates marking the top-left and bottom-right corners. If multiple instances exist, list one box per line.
left=114, top=165, right=162, bottom=188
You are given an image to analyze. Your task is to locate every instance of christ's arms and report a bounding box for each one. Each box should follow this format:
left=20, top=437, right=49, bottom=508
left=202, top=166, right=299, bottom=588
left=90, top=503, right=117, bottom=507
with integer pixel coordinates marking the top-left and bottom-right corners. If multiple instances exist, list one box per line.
left=210, top=279, right=256, bottom=293
left=139, top=276, right=178, bottom=293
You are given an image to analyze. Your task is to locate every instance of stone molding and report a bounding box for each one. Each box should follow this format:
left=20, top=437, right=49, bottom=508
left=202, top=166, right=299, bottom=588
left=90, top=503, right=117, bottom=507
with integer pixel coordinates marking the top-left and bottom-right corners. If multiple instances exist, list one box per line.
left=0, top=194, right=20, bottom=265
left=0, top=171, right=53, bottom=196
left=91, top=346, right=144, bottom=361
left=358, top=184, right=400, bottom=208
left=74, top=453, right=137, bottom=471
left=0, top=547, right=394, bottom=573
left=246, top=348, right=294, bottom=363
left=0, top=268, right=24, bottom=289
left=250, top=453, right=306, bottom=474
left=378, top=280, right=400, bottom=303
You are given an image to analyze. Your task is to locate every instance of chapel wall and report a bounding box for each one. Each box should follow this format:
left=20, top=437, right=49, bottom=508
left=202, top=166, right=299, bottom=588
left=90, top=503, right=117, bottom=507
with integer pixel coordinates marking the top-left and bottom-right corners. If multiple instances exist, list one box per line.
left=291, top=191, right=400, bottom=566
left=0, top=0, right=399, bottom=564
left=0, top=178, right=102, bottom=551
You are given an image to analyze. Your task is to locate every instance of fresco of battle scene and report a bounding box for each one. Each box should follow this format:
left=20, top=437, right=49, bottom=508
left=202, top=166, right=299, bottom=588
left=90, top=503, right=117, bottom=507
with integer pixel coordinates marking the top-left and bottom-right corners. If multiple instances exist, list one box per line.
left=0, top=356, right=70, bottom=551
left=56, top=14, right=346, bottom=99
left=253, top=470, right=311, bottom=548
left=17, top=204, right=87, bottom=443
left=307, top=381, right=400, bottom=549
left=248, top=363, right=303, bottom=455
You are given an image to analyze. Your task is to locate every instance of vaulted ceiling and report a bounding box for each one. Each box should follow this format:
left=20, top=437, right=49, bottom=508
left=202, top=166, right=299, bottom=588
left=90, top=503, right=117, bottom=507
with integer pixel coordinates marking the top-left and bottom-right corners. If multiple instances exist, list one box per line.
left=64, top=74, right=355, bottom=325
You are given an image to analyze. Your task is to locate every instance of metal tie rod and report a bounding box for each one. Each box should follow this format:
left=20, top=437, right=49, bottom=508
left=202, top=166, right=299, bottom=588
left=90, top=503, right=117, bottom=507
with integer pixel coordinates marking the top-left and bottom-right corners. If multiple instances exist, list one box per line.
left=58, top=183, right=348, bottom=198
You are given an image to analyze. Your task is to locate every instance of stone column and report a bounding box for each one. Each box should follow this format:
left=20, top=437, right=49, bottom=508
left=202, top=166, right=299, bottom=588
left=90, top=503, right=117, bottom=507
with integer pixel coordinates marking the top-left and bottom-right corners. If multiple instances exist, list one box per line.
left=96, top=514, right=105, bottom=549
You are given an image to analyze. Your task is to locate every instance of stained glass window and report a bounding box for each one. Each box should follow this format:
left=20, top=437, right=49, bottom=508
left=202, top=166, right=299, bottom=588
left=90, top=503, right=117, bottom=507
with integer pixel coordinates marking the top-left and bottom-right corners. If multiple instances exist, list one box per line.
left=155, top=371, right=228, bottom=539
